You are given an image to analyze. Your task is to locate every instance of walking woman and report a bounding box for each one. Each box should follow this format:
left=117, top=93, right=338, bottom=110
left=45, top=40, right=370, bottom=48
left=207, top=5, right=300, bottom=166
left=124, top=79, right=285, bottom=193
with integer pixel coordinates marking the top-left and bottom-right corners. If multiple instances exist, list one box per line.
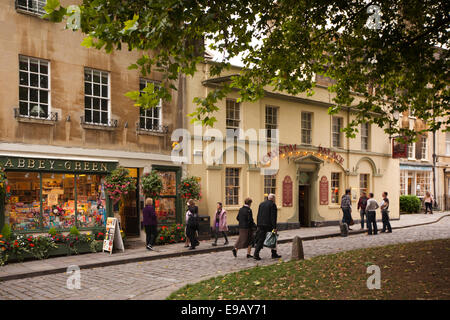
left=143, top=198, right=157, bottom=250
left=185, top=199, right=200, bottom=250
left=232, top=198, right=256, bottom=258
left=424, top=191, right=434, bottom=214
left=212, top=202, right=229, bottom=246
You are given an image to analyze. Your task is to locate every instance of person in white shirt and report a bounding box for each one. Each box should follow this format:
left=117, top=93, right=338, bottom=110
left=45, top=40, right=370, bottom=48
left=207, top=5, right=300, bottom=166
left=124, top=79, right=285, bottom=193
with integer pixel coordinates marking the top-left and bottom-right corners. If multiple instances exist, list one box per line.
left=365, top=193, right=379, bottom=235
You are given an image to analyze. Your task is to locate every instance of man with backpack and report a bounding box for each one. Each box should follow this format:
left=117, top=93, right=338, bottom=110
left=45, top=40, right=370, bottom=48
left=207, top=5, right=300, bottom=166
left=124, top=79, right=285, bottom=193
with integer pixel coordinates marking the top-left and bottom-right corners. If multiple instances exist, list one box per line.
left=357, top=191, right=368, bottom=229
left=186, top=199, right=200, bottom=250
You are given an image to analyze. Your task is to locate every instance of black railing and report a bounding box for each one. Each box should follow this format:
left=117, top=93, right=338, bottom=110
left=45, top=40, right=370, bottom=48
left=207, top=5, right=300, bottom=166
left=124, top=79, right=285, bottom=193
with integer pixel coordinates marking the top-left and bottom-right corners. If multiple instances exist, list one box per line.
left=14, top=108, right=58, bottom=122
left=136, top=122, right=168, bottom=134
left=15, top=0, right=47, bottom=16
left=80, top=116, right=118, bottom=128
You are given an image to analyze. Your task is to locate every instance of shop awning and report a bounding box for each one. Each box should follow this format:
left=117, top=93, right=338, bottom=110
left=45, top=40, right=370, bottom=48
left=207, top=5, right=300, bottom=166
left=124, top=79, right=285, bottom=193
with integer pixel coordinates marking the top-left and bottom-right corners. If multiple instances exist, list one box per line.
left=400, top=164, right=432, bottom=171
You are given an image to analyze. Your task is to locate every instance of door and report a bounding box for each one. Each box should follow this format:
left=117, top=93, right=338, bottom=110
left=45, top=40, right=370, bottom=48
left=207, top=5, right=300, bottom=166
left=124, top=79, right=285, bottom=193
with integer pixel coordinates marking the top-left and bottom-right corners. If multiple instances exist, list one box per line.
left=299, top=185, right=309, bottom=227
left=124, top=168, right=140, bottom=237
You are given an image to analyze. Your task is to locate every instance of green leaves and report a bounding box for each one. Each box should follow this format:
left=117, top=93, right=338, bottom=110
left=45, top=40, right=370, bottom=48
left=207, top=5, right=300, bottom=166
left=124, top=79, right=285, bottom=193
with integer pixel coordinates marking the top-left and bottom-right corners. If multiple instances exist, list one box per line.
left=46, top=0, right=449, bottom=137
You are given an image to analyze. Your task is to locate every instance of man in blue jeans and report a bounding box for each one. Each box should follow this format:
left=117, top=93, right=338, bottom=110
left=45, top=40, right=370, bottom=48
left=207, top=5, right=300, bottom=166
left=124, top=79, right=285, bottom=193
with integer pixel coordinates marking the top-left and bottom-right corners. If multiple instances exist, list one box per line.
left=380, top=192, right=392, bottom=233
left=365, top=193, right=379, bottom=235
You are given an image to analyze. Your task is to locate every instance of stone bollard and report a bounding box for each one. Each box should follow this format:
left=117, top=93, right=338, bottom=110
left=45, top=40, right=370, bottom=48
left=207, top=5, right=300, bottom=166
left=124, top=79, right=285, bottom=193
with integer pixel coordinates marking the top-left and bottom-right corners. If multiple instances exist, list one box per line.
left=291, top=236, right=304, bottom=260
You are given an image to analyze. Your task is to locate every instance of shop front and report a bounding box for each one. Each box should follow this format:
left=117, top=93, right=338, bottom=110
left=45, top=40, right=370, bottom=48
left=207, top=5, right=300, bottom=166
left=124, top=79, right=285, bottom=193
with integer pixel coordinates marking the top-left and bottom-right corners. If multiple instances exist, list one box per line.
left=0, top=155, right=117, bottom=233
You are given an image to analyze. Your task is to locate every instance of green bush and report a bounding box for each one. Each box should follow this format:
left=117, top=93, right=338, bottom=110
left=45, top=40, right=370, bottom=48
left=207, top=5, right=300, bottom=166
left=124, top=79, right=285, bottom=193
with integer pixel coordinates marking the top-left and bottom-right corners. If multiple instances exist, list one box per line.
left=0, top=224, right=12, bottom=240
left=69, top=226, right=80, bottom=236
left=155, top=224, right=186, bottom=245
left=48, top=227, right=58, bottom=237
left=400, top=195, right=421, bottom=213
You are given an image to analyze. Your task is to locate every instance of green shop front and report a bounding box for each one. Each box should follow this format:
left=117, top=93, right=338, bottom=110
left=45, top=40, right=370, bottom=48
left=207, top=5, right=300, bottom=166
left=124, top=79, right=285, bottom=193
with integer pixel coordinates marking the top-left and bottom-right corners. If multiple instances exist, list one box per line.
left=0, top=155, right=117, bottom=233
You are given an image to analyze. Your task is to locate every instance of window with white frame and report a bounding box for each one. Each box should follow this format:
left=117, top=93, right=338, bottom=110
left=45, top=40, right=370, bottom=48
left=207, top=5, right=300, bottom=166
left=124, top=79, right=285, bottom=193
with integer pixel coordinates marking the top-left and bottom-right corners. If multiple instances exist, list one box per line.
left=420, top=136, right=428, bottom=160
left=400, top=171, right=406, bottom=195
left=446, top=131, right=450, bottom=155
left=407, top=143, right=415, bottom=159
left=264, top=174, right=277, bottom=196
left=332, top=117, right=343, bottom=148
left=84, top=68, right=109, bottom=125
left=19, top=56, right=50, bottom=119
left=16, top=0, right=47, bottom=15
left=139, top=79, right=162, bottom=131
left=301, top=112, right=312, bottom=145
left=265, top=106, right=278, bottom=141
left=225, top=168, right=240, bottom=206
left=226, top=99, right=240, bottom=135
left=331, top=172, right=340, bottom=204
left=360, top=174, right=369, bottom=195
left=361, top=122, right=370, bottom=151
left=415, top=172, right=431, bottom=197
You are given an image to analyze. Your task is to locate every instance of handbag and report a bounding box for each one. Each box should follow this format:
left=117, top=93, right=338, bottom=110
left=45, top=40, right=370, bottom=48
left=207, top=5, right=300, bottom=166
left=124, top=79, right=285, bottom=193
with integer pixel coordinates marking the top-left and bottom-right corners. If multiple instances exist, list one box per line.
left=263, top=231, right=278, bottom=248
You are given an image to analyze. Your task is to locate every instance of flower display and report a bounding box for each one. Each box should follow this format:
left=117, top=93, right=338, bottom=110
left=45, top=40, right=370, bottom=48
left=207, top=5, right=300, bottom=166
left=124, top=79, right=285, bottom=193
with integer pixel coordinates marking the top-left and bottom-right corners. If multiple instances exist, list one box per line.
left=155, top=224, right=186, bottom=245
left=179, top=176, right=201, bottom=200
left=104, top=167, right=136, bottom=203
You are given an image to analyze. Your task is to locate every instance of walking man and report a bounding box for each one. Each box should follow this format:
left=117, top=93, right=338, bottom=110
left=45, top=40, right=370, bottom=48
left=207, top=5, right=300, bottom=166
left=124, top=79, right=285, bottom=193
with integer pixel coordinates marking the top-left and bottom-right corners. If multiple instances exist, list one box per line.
left=380, top=191, right=392, bottom=233
left=365, top=193, right=379, bottom=235
left=357, top=191, right=368, bottom=229
left=253, top=193, right=281, bottom=261
left=341, top=189, right=353, bottom=230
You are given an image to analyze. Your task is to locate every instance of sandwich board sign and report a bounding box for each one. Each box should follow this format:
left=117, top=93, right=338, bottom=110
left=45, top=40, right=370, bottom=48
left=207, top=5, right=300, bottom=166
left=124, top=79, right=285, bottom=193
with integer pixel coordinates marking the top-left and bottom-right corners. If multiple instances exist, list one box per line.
left=103, top=217, right=125, bottom=254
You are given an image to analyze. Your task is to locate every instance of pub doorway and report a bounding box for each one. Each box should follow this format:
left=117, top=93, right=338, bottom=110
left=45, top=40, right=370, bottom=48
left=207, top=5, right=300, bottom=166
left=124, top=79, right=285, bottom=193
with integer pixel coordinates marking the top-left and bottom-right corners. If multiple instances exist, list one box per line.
left=298, top=185, right=310, bottom=227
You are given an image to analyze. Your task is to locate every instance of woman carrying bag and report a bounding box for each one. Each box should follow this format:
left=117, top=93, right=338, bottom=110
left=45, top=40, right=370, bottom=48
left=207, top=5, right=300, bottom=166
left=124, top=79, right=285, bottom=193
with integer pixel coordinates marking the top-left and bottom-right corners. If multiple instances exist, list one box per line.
left=232, top=198, right=256, bottom=258
left=212, top=202, right=229, bottom=246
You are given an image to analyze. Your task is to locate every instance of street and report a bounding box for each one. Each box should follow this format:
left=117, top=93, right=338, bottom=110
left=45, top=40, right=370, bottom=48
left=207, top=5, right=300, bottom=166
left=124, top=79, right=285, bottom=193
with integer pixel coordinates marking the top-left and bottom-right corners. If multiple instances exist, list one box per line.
left=1, top=216, right=449, bottom=300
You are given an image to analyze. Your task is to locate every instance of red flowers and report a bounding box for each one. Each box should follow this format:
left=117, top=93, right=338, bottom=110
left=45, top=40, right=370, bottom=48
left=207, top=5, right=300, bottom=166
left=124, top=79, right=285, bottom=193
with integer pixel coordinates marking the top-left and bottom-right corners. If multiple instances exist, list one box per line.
left=30, top=243, right=35, bottom=247
left=160, top=236, right=164, bottom=240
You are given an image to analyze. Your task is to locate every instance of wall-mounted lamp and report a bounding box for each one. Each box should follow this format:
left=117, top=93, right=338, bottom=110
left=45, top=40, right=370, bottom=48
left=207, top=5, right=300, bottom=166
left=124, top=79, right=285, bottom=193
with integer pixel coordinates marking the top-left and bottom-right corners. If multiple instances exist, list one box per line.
left=66, top=115, right=71, bottom=122
left=124, top=121, right=128, bottom=128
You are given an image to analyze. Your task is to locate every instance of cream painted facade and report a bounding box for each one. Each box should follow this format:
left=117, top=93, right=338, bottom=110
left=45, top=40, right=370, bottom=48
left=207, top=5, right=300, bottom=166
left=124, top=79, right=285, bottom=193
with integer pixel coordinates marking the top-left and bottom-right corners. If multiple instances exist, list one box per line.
left=184, top=63, right=400, bottom=229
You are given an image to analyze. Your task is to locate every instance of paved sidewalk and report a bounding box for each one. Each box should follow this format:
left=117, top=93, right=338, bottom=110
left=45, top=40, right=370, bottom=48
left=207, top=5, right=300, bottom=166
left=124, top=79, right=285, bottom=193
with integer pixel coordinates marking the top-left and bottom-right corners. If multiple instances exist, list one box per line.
left=0, top=211, right=448, bottom=282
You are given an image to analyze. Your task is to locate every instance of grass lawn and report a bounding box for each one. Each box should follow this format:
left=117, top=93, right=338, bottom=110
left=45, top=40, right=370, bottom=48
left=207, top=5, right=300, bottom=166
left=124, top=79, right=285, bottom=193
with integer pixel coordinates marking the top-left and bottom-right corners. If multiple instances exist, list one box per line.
left=167, top=238, right=450, bottom=300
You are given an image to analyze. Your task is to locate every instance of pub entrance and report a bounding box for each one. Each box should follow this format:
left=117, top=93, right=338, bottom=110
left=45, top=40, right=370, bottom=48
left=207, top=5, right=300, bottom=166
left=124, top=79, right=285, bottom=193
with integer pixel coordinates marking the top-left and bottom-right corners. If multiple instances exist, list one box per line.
left=298, top=185, right=310, bottom=227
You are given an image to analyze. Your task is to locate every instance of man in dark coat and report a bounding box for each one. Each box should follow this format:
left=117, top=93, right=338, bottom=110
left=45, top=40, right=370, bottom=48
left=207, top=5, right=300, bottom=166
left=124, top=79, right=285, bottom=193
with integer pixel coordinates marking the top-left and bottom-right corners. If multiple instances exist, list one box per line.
left=253, top=193, right=282, bottom=260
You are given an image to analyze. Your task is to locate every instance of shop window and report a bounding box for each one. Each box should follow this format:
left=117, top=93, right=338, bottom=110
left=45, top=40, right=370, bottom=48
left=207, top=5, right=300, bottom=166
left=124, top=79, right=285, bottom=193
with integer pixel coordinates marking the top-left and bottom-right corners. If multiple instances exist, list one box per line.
left=42, top=173, right=75, bottom=229
left=155, top=171, right=177, bottom=223
left=4, top=171, right=108, bottom=232
left=84, top=68, right=109, bottom=125
left=76, top=175, right=107, bottom=228
left=265, top=105, right=278, bottom=142
left=332, top=117, right=343, bottom=148
left=400, top=171, right=406, bottom=195
left=264, top=174, right=277, bottom=196
left=16, top=0, right=47, bottom=16
left=301, top=112, right=312, bottom=145
left=225, top=168, right=240, bottom=206
left=139, top=79, right=163, bottom=132
left=331, top=172, right=340, bottom=204
left=226, top=99, right=240, bottom=136
left=361, top=122, right=370, bottom=151
left=360, top=174, right=369, bottom=195
left=19, top=55, right=50, bottom=119
left=5, top=172, right=41, bottom=232
left=415, top=172, right=431, bottom=197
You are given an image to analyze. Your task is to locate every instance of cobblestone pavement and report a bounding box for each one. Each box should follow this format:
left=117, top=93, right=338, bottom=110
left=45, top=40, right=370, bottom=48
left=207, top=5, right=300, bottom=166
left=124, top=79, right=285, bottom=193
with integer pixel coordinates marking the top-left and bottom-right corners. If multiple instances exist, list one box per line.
left=1, top=216, right=449, bottom=300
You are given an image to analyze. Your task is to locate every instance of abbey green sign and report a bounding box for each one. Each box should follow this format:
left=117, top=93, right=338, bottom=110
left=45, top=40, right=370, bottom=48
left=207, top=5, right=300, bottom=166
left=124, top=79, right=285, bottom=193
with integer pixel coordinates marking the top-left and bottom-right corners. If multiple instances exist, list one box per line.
left=0, top=156, right=117, bottom=173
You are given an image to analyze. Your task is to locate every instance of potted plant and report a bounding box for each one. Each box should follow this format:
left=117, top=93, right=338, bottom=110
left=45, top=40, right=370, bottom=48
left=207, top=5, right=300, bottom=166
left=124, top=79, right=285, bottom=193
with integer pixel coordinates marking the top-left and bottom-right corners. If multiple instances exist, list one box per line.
left=141, top=170, right=163, bottom=199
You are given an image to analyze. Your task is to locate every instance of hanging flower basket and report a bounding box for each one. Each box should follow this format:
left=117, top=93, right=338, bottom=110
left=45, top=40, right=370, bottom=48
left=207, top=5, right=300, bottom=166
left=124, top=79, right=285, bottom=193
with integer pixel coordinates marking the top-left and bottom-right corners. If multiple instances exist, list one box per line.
left=141, top=170, right=163, bottom=199
left=104, top=167, right=136, bottom=204
left=179, top=176, right=201, bottom=200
